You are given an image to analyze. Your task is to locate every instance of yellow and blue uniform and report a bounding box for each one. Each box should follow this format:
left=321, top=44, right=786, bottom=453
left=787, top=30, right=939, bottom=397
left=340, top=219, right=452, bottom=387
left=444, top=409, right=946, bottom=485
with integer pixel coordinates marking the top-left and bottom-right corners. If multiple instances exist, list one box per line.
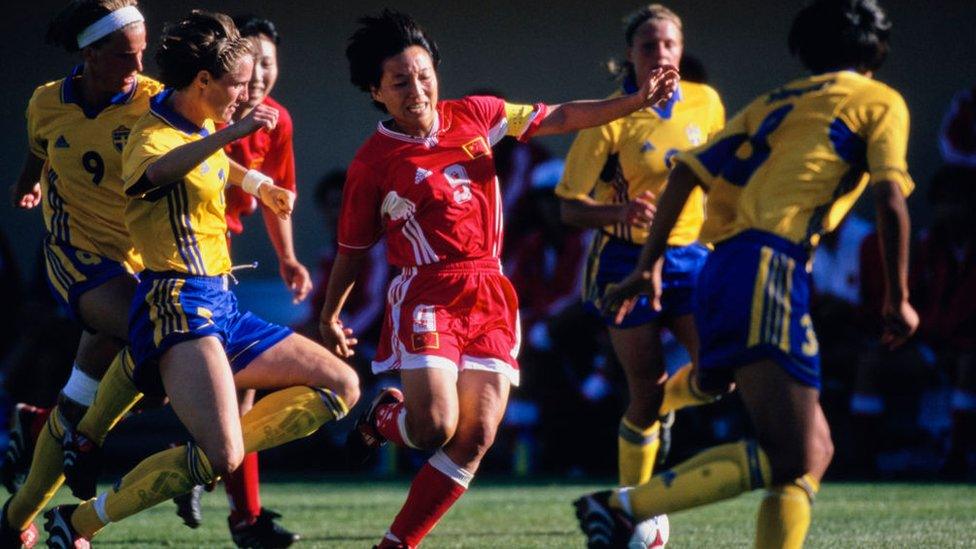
left=123, top=89, right=290, bottom=395
left=27, top=66, right=162, bottom=323
left=677, top=71, right=914, bottom=390
left=556, top=82, right=725, bottom=327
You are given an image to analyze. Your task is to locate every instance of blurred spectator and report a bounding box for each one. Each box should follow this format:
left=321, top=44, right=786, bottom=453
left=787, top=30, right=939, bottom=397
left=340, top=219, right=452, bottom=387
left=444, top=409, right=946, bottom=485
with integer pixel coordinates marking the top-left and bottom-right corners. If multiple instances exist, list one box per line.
left=939, top=86, right=976, bottom=167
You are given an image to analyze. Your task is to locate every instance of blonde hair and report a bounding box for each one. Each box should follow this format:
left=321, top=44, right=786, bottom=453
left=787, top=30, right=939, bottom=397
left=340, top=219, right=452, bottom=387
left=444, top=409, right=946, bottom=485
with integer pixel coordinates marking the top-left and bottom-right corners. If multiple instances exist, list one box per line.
left=156, top=10, right=253, bottom=89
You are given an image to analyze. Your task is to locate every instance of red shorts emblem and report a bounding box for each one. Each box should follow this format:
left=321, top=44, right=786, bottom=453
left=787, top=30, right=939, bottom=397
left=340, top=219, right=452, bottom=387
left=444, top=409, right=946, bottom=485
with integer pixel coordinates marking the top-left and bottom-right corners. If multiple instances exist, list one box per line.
left=411, top=332, right=440, bottom=351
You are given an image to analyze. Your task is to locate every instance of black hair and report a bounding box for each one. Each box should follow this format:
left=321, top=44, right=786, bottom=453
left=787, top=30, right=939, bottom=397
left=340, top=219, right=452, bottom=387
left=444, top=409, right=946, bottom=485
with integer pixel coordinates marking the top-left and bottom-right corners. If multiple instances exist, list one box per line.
left=156, top=10, right=253, bottom=90
left=788, top=0, right=891, bottom=74
left=346, top=9, right=440, bottom=112
left=233, top=14, right=281, bottom=45
left=46, top=0, right=139, bottom=53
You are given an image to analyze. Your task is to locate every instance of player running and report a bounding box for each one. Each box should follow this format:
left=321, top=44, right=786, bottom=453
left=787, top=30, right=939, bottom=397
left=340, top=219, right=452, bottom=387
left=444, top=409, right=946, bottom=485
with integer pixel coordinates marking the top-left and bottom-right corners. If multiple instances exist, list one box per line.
left=320, top=10, right=677, bottom=548
left=575, top=1, right=917, bottom=547
left=3, top=2, right=157, bottom=546
left=41, top=11, right=359, bottom=547
left=556, top=3, right=726, bottom=492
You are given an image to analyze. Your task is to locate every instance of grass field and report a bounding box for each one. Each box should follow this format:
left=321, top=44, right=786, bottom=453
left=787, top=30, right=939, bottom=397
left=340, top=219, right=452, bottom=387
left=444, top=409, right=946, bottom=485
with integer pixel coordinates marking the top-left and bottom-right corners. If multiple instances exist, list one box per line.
left=54, top=478, right=976, bottom=547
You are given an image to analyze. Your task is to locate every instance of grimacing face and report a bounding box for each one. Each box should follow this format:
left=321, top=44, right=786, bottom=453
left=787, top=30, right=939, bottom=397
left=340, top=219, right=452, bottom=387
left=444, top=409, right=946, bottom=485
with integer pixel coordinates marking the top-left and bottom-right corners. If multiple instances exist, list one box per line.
left=627, top=18, right=683, bottom=86
left=84, top=22, right=147, bottom=94
left=203, top=55, right=254, bottom=123
left=245, top=34, right=278, bottom=109
left=371, top=45, right=439, bottom=136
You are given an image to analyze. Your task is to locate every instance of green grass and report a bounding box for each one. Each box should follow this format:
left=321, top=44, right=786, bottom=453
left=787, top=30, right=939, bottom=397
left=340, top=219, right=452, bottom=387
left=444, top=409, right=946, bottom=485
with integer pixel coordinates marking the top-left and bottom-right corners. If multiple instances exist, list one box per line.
left=53, top=478, right=976, bottom=547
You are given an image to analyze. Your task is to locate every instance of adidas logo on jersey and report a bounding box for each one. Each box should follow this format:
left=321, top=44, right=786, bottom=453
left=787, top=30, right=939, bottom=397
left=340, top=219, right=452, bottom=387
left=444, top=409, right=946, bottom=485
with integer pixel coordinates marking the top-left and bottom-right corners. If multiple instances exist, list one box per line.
left=414, top=167, right=433, bottom=184
left=55, top=135, right=70, bottom=148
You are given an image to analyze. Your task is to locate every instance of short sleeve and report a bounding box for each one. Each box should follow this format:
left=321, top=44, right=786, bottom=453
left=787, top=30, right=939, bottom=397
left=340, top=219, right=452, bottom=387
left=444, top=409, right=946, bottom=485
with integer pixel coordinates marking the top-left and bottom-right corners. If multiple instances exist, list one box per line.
left=861, top=92, right=914, bottom=196
left=555, top=124, right=614, bottom=201
left=708, top=89, right=727, bottom=140
left=122, top=126, right=183, bottom=193
left=336, top=158, right=384, bottom=255
left=25, top=94, right=47, bottom=159
left=674, top=107, right=750, bottom=187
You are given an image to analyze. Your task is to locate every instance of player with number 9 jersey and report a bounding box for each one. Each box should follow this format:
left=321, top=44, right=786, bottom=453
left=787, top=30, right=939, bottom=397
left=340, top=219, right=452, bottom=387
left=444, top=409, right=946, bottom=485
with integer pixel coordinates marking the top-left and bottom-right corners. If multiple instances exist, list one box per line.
left=27, top=67, right=162, bottom=311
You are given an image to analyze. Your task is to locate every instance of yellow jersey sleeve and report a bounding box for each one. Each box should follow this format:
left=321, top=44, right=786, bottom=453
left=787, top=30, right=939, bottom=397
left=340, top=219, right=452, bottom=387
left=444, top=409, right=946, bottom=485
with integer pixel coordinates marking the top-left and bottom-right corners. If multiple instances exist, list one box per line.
left=708, top=90, right=727, bottom=139
left=122, top=124, right=185, bottom=193
left=25, top=90, right=49, bottom=159
left=843, top=89, right=914, bottom=196
left=555, top=124, right=616, bottom=201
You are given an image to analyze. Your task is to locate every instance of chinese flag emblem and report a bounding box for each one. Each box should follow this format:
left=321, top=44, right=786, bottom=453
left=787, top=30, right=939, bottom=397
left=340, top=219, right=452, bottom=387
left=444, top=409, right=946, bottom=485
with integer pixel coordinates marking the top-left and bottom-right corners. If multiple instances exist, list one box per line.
left=411, top=332, right=440, bottom=351
left=462, top=137, right=490, bottom=159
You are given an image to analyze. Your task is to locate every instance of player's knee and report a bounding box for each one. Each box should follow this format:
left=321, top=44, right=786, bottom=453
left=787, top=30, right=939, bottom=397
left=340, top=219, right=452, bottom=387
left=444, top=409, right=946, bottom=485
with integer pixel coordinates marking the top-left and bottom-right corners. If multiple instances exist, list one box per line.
left=407, top=412, right=457, bottom=450
left=453, top=421, right=498, bottom=462
left=331, top=368, right=361, bottom=410
left=806, top=428, right=834, bottom=475
left=206, top=443, right=245, bottom=477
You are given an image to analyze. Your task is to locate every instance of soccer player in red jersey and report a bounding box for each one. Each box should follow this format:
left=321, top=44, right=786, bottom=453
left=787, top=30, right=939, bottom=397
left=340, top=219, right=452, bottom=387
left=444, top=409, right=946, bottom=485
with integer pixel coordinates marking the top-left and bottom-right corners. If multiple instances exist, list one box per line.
left=199, top=15, right=308, bottom=548
left=319, top=10, right=678, bottom=548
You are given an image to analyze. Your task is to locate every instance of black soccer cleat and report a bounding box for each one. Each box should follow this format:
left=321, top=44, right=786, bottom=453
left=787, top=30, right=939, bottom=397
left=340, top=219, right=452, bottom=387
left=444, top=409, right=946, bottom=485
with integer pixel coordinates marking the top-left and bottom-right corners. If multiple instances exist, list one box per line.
left=346, top=387, right=403, bottom=465
left=42, top=504, right=89, bottom=549
left=173, top=484, right=204, bottom=529
left=229, top=508, right=300, bottom=548
left=3, top=404, right=46, bottom=494
left=60, top=429, right=101, bottom=500
left=1, top=498, right=39, bottom=548
left=574, top=490, right=635, bottom=549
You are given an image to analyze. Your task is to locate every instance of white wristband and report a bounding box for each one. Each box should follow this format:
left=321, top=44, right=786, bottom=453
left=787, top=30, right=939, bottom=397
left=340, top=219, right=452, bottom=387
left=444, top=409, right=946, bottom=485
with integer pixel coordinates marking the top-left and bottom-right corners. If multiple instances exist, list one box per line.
left=242, top=169, right=271, bottom=197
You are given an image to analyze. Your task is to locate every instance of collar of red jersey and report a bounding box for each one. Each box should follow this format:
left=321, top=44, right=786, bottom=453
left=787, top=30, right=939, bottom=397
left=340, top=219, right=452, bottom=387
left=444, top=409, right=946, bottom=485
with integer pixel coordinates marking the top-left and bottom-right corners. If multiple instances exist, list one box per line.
left=149, top=88, right=210, bottom=137
left=376, top=113, right=441, bottom=147
left=61, top=64, right=138, bottom=119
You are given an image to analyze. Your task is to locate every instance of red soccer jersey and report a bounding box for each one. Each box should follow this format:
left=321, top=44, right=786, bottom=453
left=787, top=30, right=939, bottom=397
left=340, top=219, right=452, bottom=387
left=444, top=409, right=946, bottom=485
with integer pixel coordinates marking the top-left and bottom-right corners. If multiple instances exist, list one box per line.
left=223, top=96, right=297, bottom=234
left=337, top=96, right=547, bottom=267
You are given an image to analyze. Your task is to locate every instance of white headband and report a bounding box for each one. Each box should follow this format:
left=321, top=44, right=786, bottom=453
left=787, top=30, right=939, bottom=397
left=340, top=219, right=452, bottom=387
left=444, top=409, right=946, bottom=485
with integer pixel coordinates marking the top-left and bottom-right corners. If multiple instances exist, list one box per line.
left=76, top=6, right=144, bottom=49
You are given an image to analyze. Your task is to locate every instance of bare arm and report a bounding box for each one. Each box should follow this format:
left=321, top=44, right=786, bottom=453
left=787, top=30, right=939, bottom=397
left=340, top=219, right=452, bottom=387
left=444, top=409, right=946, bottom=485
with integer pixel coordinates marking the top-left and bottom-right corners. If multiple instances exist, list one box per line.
left=534, top=66, right=679, bottom=137
left=10, top=152, right=45, bottom=209
left=560, top=190, right=656, bottom=230
left=873, top=179, right=918, bottom=348
left=261, top=206, right=312, bottom=303
left=318, top=252, right=367, bottom=357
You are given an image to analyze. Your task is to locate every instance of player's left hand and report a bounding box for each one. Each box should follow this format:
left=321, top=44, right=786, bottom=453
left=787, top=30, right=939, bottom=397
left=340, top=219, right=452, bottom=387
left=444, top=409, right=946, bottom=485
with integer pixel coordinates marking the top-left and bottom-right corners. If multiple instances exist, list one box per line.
left=601, top=259, right=663, bottom=325
left=639, top=65, right=680, bottom=109
left=259, top=185, right=294, bottom=220
left=881, top=298, right=919, bottom=349
left=279, top=257, right=312, bottom=304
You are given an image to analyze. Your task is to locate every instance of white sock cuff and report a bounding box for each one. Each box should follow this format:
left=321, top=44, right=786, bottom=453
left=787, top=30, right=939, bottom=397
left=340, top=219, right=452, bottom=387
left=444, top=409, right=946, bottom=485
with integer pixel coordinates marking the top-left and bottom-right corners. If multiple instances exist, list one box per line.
left=428, top=450, right=474, bottom=488
left=62, top=365, right=99, bottom=406
left=617, top=487, right=634, bottom=516
left=93, top=492, right=111, bottom=524
left=384, top=531, right=402, bottom=543
left=397, top=407, right=419, bottom=449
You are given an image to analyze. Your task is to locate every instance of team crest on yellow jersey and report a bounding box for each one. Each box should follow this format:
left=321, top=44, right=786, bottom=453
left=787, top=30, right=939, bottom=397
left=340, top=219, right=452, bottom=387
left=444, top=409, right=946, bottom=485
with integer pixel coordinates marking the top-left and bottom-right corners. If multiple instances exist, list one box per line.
left=685, top=123, right=703, bottom=146
left=112, top=125, right=131, bottom=152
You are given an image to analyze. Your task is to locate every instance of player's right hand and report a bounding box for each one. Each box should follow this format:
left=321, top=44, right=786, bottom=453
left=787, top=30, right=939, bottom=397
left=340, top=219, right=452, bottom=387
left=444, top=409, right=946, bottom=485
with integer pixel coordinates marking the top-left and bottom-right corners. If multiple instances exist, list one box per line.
left=639, top=65, right=680, bottom=109
left=622, top=190, right=656, bottom=229
left=601, top=260, right=663, bottom=325
left=10, top=182, right=41, bottom=209
left=238, top=104, right=279, bottom=135
left=319, top=317, right=358, bottom=358
left=881, top=298, right=919, bottom=350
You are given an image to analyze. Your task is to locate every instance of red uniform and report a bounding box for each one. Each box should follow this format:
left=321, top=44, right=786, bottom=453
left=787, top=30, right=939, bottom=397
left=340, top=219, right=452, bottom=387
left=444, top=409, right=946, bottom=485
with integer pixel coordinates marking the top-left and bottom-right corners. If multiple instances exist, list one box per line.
left=338, top=96, right=548, bottom=385
left=223, top=96, right=297, bottom=234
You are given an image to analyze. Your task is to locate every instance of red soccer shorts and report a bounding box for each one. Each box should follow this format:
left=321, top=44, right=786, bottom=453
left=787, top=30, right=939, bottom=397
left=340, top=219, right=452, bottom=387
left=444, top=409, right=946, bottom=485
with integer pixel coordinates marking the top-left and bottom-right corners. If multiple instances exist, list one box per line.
left=372, top=258, right=521, bottom=385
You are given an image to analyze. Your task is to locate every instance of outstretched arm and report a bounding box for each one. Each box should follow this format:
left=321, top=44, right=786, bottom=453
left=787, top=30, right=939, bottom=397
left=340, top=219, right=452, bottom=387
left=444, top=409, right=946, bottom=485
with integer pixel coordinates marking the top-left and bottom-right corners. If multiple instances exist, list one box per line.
left=534, top=66, right=679, bottom=137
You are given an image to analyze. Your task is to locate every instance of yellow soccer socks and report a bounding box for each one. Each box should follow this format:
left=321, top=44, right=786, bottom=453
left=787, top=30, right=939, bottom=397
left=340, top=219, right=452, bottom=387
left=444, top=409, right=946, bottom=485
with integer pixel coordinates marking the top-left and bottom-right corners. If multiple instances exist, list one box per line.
left=70, top=443, right=215, bottom=538
left=659, top=363, right=715, bottom=415
left=612, top=440, right=772, bottom=521
left=242, top=386, right=349, bottom=454
left=5, top=410, right=67, bottom=530
left=75, top=348, right=142, bottom=445
left=618, top=418, right=661, bottom=486
left=755, top=474, right=819, bottom=549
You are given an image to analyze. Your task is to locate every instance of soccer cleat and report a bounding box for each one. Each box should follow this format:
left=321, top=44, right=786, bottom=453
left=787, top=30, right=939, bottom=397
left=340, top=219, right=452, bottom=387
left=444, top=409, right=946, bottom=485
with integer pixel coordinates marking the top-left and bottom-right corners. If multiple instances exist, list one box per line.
left=61, top=428, right=101, bottom=500
left=1, top=498, right=39, bottom=548
left=574, top=490, right=635, bottom=549
left=656, top=410, right=676, bottom=469
left=229, top=508, right=300, bottom=548
left=173, top=484, right=204, bottom=529
left=42, top=505, right=89, bottom=549
left=2, top=404, right=47, bottom=494
left=346, top=388, right=404, bottom=464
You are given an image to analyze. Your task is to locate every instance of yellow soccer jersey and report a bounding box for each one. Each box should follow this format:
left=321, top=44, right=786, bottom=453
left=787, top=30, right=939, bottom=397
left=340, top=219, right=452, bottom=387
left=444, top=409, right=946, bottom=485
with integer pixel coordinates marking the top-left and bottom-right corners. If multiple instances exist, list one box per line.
left=556, top=82, right=725, bottom=245
left=677, top=71, right=914, bottom=248
left=27, top=66, right=163, bottom=269
left=123, top=89, right=231, bottom=276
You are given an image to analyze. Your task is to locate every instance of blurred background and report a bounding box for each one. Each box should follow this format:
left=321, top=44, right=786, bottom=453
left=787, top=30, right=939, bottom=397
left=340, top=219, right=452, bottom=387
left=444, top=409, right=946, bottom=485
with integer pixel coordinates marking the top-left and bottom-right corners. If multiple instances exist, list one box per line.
left=0, top=0, right=974, bottom=482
